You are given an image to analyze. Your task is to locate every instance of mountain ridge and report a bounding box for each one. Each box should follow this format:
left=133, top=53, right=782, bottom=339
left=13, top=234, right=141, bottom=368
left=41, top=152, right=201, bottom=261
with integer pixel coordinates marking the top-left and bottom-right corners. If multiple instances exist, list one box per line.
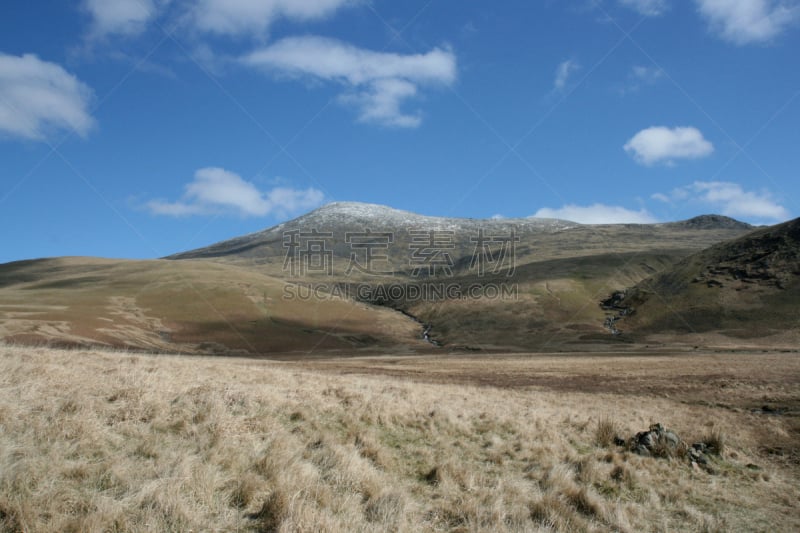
left=166, top=201, right=752, bottom=263
left=658, top=214, right=753, bottom=230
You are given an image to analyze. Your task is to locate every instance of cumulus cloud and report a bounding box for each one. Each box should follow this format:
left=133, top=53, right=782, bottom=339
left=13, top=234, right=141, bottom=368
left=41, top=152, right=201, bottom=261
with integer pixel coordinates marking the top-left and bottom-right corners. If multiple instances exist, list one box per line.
left=553, top=59, right=580, bottom=91
left=339, top=78, right=422, bottom=128
left=624, top=126, right=714, bottom=165
left=242, top=36, right=456, bottom=87
left=619, top=0, right=669, bottom=16
left=241, top=36, right=457, bottom=127
left=147, top=167, right=324, bottom=217
left=532, top=204, right=657, bottom=224
left=0, top=53, right=95, bottom=141
left=695, top=0, right=799, bottom=44
left=654, top=181, right=790, bottom=221
left=193, top=0, right=356, bottom=36
left=83, top=0, right=158, bottom=37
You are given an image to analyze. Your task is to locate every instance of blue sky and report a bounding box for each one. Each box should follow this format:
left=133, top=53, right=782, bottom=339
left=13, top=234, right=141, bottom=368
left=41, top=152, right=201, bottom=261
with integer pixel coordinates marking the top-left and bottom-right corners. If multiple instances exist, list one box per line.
left=1, top=0, right=798, bottom=262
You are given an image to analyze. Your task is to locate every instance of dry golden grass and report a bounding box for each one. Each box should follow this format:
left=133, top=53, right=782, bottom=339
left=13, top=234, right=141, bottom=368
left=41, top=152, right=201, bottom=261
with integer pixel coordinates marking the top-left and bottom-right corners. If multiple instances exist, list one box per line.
left=594, top=417, right=620, bottom=448
left=0, top=344, right=798, bottom=532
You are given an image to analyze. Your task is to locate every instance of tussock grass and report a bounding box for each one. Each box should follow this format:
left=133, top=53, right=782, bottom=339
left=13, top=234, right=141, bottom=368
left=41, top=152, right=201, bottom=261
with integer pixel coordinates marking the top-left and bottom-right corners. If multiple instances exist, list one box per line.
left=0, top=344, right=798, bottom=532
left=595, top=416, right=620, bottom=447
left=701, top=428, right=726, bottom=456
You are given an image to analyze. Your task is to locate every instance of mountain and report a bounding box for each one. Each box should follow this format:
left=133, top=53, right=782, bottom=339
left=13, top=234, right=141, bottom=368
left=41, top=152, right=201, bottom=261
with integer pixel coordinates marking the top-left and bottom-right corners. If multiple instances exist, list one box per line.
left=167, top=202, right=578, bottom=278
left=168, top=203, right=757, bottom=350
left=659, top=214, right=754, bottom=231
left=168, top=203, right=751, bottom=279
left=605, top=217, right=800, bottom=345
left=0, top=202, right=766, bottom=354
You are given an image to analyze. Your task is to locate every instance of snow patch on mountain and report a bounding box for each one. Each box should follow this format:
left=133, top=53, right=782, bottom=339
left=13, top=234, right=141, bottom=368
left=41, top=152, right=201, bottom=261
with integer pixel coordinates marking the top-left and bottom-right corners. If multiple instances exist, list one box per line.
left=293, top=202, right=579, bottom=231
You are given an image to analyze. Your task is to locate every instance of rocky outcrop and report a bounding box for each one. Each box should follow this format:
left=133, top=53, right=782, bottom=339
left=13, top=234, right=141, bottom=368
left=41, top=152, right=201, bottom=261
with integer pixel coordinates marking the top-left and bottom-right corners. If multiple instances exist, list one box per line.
left=616, top=423, right=721, bottom=474
left=600, top=290, right=634, bottom=335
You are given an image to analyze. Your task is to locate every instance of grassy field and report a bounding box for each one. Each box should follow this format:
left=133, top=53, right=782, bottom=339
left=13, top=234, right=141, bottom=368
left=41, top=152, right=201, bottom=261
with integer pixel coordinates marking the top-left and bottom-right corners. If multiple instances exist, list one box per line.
left=1, top=344, right=798, bottom=532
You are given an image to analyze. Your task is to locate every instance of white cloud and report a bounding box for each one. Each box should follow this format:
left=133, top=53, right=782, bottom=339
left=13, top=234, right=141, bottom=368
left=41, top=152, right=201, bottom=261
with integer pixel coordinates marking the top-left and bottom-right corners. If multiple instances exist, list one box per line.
left=632, top=65, right=664, bottom=84
left=619, top=65, right=665, bottom=94
left=0, top=53, right=94, bottom=141
left=624, top=126, right=714, bottom=165
left=243, top=36, right=456, bottom=86
left=83, top=0, right=158, bottom=37
left=147, top=167, right=324, bottom=217
left=650, top=192, right=671, bottom=203
left=82, top=0, right=356, bottom=39
left=695, top=0, right=799, bottom=44
left=193, top=0, right=356, bottom=36
left=554, top=59, right=580, bottom=91
left=658, top=181, right=790, bottom=221
left=619, top=0, right=669, bottom=16
left=339, top=79, right=422, bottom=128
left=242, top=36, right=457, bottom=128
left=532, top=204, right=657, bottom=224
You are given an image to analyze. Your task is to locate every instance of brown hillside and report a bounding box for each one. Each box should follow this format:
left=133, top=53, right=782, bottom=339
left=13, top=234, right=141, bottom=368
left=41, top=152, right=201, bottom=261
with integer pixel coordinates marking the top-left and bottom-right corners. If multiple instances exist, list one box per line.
left=607, top=218, right=800, bottom=342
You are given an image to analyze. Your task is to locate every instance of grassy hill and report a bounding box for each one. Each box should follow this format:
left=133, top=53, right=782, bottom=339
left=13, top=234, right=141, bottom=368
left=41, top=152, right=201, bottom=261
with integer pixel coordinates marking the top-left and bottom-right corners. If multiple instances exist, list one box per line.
left=0, top=257, right=425, bottom=355
left=608, top=217, right=800, bottom=345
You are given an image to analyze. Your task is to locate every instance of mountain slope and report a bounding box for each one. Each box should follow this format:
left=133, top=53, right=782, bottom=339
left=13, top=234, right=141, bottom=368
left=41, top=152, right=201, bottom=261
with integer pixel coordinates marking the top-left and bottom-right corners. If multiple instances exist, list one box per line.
left=0, top=257, right=426, bottom=354
left=608, top=217, right=800, bottom=342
